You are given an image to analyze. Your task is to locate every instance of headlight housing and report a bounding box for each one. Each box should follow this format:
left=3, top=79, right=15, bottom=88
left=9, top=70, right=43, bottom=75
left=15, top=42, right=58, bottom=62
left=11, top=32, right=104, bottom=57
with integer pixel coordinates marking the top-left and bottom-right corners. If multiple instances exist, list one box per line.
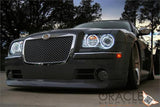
left=82, top=34, right=115, bottom=49
left=100, top=34, right=115, bottom=49
left=86, top=34, right=99, bottom=47
left=10, top=41, right=23, bottom=56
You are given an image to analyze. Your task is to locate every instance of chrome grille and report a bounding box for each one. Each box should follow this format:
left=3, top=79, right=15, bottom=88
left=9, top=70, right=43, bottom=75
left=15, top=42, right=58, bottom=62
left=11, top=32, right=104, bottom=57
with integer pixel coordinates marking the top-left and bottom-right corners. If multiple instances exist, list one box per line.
left=23, top=34, right=76, bottom=64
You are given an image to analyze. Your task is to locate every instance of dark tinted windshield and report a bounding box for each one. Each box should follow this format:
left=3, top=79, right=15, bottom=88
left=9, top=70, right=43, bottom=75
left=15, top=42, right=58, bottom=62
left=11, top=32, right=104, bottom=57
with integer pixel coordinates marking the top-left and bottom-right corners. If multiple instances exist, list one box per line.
left=74, top=21, right=132, bottom=31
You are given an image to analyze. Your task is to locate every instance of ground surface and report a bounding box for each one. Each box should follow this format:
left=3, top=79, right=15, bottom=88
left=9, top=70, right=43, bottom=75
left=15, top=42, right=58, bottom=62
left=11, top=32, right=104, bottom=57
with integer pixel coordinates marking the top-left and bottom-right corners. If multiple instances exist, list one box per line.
left=0, top=72, right=160, bottom=107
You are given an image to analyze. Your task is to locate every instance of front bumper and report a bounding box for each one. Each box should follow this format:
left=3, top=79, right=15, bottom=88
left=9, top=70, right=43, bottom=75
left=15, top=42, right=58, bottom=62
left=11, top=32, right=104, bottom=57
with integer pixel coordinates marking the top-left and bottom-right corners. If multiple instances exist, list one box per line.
left=5, top=52, right=129, bottom=89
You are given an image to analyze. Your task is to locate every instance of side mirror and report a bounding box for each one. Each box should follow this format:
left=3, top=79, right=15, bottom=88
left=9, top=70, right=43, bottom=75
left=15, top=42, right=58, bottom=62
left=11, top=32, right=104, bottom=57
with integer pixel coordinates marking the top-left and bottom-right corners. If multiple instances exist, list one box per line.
left=139, top=28, right=151, bottom=35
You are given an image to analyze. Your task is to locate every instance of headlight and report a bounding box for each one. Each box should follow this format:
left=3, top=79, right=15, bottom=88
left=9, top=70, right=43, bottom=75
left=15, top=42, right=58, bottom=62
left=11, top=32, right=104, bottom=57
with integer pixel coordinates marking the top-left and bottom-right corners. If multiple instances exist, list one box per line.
left=82, top=34, right=115, bottom=49
left=100, top=34, right=115, bottom=49
left=10, top=41, right=23, bottom=55
left=86, top=35, right=99, bottom=47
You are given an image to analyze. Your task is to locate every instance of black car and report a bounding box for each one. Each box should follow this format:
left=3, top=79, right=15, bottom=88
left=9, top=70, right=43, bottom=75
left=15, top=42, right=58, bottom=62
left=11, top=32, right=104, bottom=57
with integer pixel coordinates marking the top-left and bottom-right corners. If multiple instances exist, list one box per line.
left=5, top=20, right=155, bottom=89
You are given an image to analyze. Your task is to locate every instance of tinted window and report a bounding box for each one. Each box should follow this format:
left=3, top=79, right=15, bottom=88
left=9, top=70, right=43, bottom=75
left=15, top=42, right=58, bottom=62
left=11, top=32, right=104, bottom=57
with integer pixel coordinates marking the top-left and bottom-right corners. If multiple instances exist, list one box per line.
left=154, top=32, right=160, bottom=35
left=74, top=21, right=132, bottom=31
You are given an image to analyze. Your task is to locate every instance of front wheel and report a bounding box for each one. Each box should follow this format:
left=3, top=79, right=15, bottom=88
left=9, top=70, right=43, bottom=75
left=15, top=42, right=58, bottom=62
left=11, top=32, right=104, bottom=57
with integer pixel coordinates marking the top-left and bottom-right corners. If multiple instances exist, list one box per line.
left=127, top=44, right=141, bottom=89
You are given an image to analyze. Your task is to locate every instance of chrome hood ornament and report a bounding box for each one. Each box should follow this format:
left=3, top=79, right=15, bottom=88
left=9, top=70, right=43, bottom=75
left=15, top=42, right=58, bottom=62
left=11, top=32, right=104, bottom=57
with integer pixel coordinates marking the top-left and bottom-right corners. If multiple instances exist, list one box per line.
left=42, top=34, right=50, bottom=40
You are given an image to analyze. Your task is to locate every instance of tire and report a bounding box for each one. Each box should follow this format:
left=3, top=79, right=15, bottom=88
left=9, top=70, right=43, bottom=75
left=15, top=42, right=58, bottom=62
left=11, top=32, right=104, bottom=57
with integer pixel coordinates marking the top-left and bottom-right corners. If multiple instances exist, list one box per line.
left=127, top=44, right=141, bottom=89
left=148, top=55, right=155, bottom=80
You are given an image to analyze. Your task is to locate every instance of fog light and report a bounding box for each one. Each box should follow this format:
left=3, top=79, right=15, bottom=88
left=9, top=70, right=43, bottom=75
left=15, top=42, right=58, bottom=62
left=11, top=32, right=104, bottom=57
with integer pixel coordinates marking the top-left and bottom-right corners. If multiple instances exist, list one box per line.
left=7, top=71, right=13, bottom=80
left=97, top=70, right=108, bottom=81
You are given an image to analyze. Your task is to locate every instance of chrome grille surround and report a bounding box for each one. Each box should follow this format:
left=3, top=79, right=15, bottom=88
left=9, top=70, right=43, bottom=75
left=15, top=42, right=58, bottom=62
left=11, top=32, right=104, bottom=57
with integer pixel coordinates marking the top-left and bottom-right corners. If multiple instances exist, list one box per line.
left=22, top=33, right=76, bottom=64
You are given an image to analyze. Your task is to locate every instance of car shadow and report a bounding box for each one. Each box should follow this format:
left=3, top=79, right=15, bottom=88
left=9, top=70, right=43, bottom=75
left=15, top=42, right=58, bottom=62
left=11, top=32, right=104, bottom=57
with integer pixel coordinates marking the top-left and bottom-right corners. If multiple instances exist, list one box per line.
left=9, top=78, right=159, bottom=94
left=9, top=86, right=138, bottom=95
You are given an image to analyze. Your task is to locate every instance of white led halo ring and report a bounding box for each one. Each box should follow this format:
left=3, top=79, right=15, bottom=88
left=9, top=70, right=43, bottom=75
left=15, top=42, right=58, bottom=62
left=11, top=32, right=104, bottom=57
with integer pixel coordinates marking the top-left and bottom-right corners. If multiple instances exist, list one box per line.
left=86, top=34, right=99, bottom=47
left=100, top=34, right=115, bottom=49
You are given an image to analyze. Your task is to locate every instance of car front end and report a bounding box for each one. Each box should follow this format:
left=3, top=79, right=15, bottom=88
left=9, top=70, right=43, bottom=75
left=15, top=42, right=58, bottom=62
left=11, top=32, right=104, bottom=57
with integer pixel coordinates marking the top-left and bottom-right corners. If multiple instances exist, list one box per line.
left=5, top=29, right=135, bottom=89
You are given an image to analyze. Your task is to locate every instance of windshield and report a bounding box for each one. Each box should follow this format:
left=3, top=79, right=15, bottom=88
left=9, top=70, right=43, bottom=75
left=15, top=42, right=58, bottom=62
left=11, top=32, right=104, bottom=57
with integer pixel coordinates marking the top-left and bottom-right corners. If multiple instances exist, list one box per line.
left=74, top=21, right=132, bottom=31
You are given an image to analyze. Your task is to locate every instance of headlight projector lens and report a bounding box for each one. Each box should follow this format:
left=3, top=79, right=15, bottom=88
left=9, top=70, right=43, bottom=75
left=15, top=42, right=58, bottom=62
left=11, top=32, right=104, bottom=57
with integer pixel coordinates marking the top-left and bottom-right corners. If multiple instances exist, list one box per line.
left=100, top=34, right=115, bottom=49
left=86, top=35, right=99, bottom=47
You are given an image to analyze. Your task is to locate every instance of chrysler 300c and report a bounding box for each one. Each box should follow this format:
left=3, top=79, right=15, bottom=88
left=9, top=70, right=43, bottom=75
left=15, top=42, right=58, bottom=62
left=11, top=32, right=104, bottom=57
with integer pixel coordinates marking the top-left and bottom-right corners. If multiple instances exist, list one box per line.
left=5, top=20, right=155, bottom=89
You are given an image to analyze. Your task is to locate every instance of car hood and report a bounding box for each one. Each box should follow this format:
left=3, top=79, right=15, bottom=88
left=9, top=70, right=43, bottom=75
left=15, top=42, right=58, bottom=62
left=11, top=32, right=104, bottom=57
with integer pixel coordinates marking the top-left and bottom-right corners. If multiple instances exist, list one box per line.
left=13, top=28, right=134, bottom=42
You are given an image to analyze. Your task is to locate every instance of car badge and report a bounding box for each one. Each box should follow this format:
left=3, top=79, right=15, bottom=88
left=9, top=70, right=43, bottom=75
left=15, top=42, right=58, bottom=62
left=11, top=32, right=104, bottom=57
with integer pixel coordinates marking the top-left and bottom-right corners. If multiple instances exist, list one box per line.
left=42, top=34, right=50, bottom=40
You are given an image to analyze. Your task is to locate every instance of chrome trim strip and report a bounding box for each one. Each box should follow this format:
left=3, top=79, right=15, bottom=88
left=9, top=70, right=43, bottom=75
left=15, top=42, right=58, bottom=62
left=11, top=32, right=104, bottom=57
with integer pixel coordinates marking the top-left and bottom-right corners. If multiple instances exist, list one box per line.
left=5, top=56, right=22, bottom=59
left=74, top=52, right=122, bottom=55
left=135, top=68, right=140, bottom=85
left=22, top=33, right=76, bottom=64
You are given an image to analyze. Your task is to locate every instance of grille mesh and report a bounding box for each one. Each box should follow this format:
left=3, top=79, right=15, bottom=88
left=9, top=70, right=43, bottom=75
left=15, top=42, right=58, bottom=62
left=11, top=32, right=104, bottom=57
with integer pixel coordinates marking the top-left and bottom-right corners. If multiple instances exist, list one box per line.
left=24, top=36, right=73, bottom=63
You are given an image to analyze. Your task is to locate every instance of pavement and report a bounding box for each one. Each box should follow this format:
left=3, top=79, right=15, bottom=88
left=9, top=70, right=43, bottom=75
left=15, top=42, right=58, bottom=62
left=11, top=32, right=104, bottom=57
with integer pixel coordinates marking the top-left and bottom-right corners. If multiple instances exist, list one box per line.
left=0, top=71, right=160, bottom=107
